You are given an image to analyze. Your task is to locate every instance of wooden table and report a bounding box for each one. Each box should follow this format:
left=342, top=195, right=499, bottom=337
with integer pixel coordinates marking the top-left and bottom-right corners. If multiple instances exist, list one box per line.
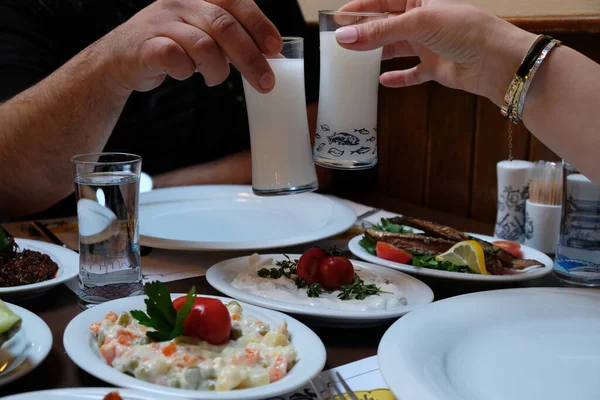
left=1, top=211, right=565, bottom=396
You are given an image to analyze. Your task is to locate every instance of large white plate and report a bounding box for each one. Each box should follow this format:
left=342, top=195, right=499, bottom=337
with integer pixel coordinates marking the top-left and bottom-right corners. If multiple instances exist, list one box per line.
left=0, top=239, right=79, bottom=298
left=348, top=233, right=553, bottom=282
left=2, top=388, right=183, bottom=400
left=206, top=254, right=434, bottom=326
left=139, top=185, right=356, bottom=251
left=378, top=288, right=600, bottom=400
left=0, top=303, right=53, bottom=387
left=64, top=294, right=326, bottom=399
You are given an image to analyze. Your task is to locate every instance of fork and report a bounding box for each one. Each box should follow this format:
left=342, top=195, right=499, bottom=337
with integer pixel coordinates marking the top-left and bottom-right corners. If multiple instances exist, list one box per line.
left=310, top=372, right=360, bottom=400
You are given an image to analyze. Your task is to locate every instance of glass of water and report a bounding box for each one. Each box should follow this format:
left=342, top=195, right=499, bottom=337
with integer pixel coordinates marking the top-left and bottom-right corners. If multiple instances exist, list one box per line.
left=72, top=153, right=143, bottom=305
left=242, top=37, right=318, bottom=196
left=313, top=11, right=388, bottom=170
left=554, top=161, right=600, bottom=286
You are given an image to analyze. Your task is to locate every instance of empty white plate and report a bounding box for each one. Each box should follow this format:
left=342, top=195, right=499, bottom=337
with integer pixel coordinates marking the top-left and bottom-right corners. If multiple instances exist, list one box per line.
left=378, top=288, right=600, bottom=400
left=2, top=388, right=184, bottom=400
left=139, top=185, right=356, bottom=251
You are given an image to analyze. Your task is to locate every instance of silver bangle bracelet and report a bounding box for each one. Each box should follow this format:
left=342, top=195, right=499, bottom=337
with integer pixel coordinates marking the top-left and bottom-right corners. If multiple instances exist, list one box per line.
left=517, top=39, right=561, bottom=121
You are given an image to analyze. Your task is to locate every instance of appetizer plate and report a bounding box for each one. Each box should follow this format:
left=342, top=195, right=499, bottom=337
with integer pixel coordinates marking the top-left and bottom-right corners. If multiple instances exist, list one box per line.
left=0, top=303, right=53, bottom=387
left=0, top=239, right=79, bottom=298
left=206, top=254, right=434, bottom=327
left=64, top=294, right=327, bottom=400
left=348, top=233, right=553, bottom=282
left=139, top=185, right=356, bottom=251
left=2, top=388, right=184, bottom=400
left=378, top=288, right=600, bottom=400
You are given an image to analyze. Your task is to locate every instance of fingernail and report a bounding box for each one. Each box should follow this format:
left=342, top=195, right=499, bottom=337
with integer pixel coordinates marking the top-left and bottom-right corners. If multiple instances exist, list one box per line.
left=335, top=26, right=358, bottom=44
left=259, top=73, right=275, bottom=91
left=265, top=36, right=282, bottom=55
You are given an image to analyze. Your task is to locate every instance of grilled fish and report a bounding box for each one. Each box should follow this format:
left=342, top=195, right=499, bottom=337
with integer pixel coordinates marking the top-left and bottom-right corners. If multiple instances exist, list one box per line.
left=365, top=230, right=455, bottom=255
left=388, top=216, right=543, bottom=270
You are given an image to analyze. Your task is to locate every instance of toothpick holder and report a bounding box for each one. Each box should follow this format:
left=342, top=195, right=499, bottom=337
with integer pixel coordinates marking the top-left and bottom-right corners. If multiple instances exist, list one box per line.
left=494, top=160, right=534, bottom=242
left=524, top=200, right=561, bottom=254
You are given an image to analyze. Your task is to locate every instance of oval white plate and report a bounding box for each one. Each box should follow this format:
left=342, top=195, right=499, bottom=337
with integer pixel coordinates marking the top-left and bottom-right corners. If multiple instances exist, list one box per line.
left=0, top=303, right=53, bottom=387
left=0, top=239, right=79, bottom=297
left=378, top=288, right=600, bottom=400
left=2, top=388, right=184, bottom=400
left=64, top=294, right=326, bottom=399
left=139, top=185, right=356, bottom=251
left=206, top=254, right=434, bottom=326
left=348, top=233, right=553, bottom=282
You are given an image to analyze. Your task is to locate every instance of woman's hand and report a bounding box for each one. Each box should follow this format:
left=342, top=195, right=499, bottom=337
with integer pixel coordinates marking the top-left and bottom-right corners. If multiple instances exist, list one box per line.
left=336, top=0, right=537, bottom=106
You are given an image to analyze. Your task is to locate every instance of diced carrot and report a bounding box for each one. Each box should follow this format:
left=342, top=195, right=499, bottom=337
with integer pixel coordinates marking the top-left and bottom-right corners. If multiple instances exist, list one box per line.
left=89, top=322, right=101, bottom=334
left=269, top=356, right=287, bottom=382
left=162, top=342, right=177, bottom=357
left=105, top=312, right=118, bottom=323
left=245, top=348, right=259, bottom=364
left=231, top=314, right=240, bottom=321
left=100, top=343, right=116, bottom=365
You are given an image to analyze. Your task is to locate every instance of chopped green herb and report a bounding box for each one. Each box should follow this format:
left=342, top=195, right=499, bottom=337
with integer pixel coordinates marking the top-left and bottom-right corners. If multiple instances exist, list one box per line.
left=294, top=277, right=307, bottom=288
left=256, top=255, right=298, bottom=280
left=0, top=227, right=10, bottom=253
left=131, top=281, right=196, bottom=342
left=338, top=275, right=389, bottom=300
left=307, top=283, right=325, bottom=297
left=257, top=268, right=270, bottom=278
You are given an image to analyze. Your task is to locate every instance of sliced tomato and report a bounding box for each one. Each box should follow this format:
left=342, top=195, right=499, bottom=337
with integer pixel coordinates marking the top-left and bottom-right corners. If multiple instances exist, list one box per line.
left=492, top=240, right=523, bottom=258
left=318, top=256, right=355, bottom=290
left=173, top=296, right=232, bottom=345
left=376, top=242, right=412, bottom=264
left=297, top=247, right=328, bottom=284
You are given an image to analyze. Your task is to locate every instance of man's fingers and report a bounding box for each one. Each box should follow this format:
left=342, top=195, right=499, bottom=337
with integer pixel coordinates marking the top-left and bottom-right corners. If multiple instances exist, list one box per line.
left=207, top=0, right=282, bottom=56
left=380, top=66, right=431, bottom=87
left=182, top=2, right=275, bottom=93
left=139, top=37, right=196, bottom=82
left=161, top=22, right=230, bottom=86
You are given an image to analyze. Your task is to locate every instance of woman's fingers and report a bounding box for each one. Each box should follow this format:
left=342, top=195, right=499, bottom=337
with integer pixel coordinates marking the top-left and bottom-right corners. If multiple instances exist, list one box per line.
left=382, top=41, right=416, bottom=59
left=380, top=66, right=431, bottom=87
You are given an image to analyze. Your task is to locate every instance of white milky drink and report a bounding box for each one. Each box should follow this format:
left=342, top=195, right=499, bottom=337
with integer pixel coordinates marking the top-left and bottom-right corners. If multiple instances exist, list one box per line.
left=314, top=31, right=383, bottom=169
left=242, top=58, right=317, bottom=195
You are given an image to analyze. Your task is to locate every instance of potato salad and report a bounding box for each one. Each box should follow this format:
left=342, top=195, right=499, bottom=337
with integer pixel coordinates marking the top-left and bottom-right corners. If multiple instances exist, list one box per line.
left=90, top=301, right=297, bottom=391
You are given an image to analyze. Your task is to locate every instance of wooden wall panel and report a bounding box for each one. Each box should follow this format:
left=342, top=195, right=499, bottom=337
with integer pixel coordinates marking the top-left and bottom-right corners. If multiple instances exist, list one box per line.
left=424, top=84, right=476, bottom=216
left=376, top=57, right=428, bottom=205
left=470, top=98, right=531, bottom=222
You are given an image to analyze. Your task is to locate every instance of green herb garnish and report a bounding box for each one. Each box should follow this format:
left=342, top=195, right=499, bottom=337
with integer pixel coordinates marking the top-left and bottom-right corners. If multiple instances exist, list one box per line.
left=307, top=283, right=325, bottom=297
left=338, top=275, right=389, bottom=300
left=371, top=218, right=412, bottom=234
left=131, top=281, right=196, bottom=342
left=412, top=254, right=472, bottom=273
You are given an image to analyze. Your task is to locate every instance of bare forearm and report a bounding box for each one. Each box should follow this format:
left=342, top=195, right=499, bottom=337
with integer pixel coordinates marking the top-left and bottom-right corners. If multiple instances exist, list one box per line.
left=0, top=43, right=130, bottom=216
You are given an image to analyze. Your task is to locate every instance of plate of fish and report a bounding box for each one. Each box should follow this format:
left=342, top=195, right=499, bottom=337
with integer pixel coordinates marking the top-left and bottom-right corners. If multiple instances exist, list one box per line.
left=348, top=216, right=553, bottom=281
left=0, top=228, right=79, bottom=298
left=206, top=249, right=433, bottom=327
left=0, top=300, right=53, bottom=387
left=138, top=185, right=356, bottom=251
left=63, top=282, right=326, bottom=399
left=378, top=288, right=600, bottom=400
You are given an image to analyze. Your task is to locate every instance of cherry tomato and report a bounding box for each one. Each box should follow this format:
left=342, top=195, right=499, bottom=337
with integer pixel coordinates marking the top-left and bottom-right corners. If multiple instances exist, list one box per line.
left=492, top=240, right=523, bottom=258
left=173, top=296, right=232, bottom=345
left=318, top=256, right=355, bottom=290
left=297, top=247, right=328, bottom=284
left=376, top=242, right=412, bottom=264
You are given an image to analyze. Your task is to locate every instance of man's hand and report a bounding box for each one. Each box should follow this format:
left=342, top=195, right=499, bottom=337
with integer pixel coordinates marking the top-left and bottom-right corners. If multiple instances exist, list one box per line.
left=99, top=0, right=283, bottom=95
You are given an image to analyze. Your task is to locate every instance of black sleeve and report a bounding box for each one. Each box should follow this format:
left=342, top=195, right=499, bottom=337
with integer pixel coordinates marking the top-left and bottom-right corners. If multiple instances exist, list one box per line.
left=0, top=1, right=63, bottom=102
left=259, top=0, right=320, bottom=104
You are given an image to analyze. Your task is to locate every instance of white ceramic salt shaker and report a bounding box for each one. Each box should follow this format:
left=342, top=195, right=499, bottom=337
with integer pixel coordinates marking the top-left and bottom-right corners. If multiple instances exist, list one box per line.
left=494, top=160, right=534, bottom=242
left=524, top=200, right=562, bottom=254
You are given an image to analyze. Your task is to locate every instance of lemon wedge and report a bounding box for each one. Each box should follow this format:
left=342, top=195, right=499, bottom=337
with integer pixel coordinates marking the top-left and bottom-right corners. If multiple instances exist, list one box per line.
left=436, top=240, right=488, bottom=274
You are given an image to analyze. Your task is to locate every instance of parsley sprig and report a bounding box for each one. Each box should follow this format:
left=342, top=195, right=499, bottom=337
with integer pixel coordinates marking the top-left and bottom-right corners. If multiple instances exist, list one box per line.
left=131, top=281, right=196, bottom=342
left=0, top=227, right=10, bottom=253
left=337, top=275, right=389, bottom=300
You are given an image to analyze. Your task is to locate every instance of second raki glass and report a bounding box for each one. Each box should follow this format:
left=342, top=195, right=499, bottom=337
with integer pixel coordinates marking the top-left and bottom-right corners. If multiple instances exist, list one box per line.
left=242, top=37, right=318, bottom=196
left=314, top=11, right=388, bottom=169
